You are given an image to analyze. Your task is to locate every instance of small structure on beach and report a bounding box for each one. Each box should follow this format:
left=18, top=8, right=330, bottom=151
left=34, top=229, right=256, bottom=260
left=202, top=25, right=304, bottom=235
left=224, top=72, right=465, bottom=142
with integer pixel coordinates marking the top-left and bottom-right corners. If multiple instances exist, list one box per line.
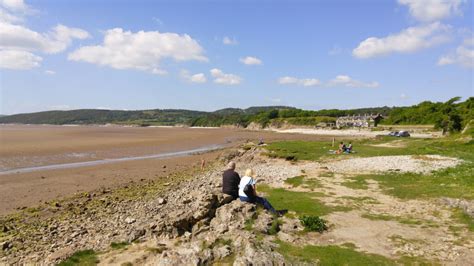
left=336, top=114, right=383, bottom=128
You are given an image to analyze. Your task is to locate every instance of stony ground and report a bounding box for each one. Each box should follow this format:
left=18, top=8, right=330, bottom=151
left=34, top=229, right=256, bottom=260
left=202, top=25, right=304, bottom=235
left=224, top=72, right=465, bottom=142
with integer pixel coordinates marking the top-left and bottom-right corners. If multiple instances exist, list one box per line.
left=1, top=144, right=473, bottom=265
left=325, top=154, right=462, bottom=174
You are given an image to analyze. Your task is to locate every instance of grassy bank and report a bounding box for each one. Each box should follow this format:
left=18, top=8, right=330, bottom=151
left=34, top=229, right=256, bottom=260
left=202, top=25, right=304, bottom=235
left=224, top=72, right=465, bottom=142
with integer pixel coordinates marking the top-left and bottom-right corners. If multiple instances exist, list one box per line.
left=266, top=136, right=474, bottom=200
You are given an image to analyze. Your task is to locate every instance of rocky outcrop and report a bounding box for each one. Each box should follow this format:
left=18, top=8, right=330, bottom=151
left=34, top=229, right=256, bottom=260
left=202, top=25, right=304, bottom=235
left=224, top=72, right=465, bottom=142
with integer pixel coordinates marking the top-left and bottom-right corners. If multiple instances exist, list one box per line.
left=0, top=146, right=301, bottom=265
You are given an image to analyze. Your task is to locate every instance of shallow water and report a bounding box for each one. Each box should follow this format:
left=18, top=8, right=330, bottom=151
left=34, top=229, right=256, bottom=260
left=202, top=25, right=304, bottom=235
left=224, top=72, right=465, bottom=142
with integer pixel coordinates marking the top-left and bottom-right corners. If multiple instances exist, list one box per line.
left=0, top=144, right=223, bottom=175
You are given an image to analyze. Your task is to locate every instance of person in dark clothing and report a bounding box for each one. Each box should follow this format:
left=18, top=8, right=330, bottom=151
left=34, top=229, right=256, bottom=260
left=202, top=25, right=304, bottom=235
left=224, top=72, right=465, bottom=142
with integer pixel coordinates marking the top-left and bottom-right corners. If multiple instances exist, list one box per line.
left=222, top=161, right=241, bottom=199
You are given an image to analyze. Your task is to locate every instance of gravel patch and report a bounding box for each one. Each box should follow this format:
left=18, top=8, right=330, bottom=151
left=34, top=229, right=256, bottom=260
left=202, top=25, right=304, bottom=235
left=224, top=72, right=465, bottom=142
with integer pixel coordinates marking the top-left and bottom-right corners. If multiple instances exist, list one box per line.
left=327, top=155, right=462, bottom=174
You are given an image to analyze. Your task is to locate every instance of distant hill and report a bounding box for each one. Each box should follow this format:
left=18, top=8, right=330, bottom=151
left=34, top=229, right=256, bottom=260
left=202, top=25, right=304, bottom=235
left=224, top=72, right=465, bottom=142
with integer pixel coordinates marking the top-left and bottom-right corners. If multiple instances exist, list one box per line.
left=0, top=106, right=294, bottom=126
left=1, top=98, right=472, bottom=133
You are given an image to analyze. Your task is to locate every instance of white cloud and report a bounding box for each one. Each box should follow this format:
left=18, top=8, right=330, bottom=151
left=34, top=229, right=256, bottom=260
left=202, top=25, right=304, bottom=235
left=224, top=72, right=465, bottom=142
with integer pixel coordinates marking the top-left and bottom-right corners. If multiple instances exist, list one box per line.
left=398, top=0, right=464, bottom=22
left=400, top=93, right=409, bottom=99
left=328, top=75, right=379, bottom=88
left=353, top=22, right=451, bottom=59
left=0, top=0, right=29, bottom=11
left=239, top=56, right=262, bottom=65
left=210, top=68, right=241, bottom=85
left=277, top=76, right=321, bottom=87
left=44, top=70, right=55, bottom=75
left=278, top=76, right=299, bottom=85
left=0, top=8, right=21, bottom=23
left=180, top=70, right=207, bottom=83
left=0, top=49, right=41, bottom=69
left=437, top=37, right=474, bottom=68
left=190, top=73, right=207, bottom=83
left=0, top=1, right=89, bottom=70
left=68, top=28, right=207, bottom=75
left=0, top=22, right=89, bottom=53
left=222, top=36, right=238, bottom=45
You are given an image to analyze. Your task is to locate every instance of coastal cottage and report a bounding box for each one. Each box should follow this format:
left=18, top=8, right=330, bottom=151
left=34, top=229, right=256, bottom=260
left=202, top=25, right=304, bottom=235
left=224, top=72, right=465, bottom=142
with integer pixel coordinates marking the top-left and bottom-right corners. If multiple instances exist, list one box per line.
left=336, top=114, right=383, bottom=128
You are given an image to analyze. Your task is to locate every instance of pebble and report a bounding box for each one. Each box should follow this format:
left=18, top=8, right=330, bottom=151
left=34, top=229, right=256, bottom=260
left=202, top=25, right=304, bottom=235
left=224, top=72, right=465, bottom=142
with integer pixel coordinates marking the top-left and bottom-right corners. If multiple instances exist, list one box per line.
left=125, top=217, right=136, bottom=224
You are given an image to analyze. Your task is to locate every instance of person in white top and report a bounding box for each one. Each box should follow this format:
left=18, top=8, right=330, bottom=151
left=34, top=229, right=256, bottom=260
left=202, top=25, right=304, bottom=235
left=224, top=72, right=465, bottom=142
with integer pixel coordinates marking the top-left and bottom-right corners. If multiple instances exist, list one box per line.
left=238, top=168, right=284, bottom=216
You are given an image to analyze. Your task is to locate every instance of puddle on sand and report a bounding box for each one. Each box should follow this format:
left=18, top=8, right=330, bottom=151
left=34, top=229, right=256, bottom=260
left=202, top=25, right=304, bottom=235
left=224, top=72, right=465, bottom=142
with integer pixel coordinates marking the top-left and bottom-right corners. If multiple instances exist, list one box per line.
left=0, top=144, right=223, bottom=175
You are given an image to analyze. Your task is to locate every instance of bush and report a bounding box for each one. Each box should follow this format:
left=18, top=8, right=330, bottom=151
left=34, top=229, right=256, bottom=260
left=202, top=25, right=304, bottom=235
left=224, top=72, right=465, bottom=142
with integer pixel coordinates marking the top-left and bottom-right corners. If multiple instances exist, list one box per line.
left=300, top=215, right=328, bottom=233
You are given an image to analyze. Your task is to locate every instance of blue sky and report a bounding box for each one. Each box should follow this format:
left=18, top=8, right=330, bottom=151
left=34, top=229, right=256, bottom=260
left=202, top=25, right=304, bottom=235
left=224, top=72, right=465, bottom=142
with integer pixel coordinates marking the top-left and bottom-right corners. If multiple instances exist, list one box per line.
left=0, top=0, right=472, bottom=115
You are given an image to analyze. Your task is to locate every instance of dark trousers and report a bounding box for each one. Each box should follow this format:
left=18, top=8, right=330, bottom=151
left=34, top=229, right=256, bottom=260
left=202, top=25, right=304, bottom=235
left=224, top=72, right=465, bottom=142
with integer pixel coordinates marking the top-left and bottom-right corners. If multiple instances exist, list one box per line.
left=240, top=196, right=277, bottom=214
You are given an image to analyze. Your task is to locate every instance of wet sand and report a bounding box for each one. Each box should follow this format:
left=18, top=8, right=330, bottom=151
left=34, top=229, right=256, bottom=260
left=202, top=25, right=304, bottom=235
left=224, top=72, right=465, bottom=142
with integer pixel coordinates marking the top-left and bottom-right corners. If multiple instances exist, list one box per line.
left=0, top=124, right=334, bottom=215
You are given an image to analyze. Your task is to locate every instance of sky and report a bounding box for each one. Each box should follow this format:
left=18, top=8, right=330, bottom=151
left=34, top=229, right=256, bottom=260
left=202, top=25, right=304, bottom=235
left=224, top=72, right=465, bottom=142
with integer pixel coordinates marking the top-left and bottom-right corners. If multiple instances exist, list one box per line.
left=0, top=0, right=473, bottom=115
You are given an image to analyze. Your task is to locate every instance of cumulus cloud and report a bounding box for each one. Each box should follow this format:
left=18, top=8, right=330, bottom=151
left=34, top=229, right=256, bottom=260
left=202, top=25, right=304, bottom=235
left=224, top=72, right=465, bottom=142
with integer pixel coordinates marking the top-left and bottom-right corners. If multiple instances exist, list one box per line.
left=398, top=0, right=464, bottom=22
left=68, top=28, right=207, bottom=75
left=0, top=23, right=90, bottom=54
left=353, top=22, right=451, bottom=59
left=0, top=49, right=41, bottom=69
left=0, top=1, right=89, bottom=70
left=222, top=36, right=238, bottom=45
left=0, top=0, right=29, bottom=11
left=44, top=70, right=55, bottom=75
left=180, top=70, right=207, bottom=83
left=239, top=56, right=262, bottom=65
left=437, top=37, right=474, bottom=68
left=277, top=76, right=321, bottom=87
left=328, top=75, right=379, bottom=88
left=210, top=68, right=241, bottom=85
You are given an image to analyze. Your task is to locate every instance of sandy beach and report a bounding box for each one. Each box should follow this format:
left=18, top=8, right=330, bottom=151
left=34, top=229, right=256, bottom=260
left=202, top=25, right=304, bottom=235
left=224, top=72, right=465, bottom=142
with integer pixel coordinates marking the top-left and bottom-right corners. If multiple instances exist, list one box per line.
left=0, top=124, right=334, bottom=215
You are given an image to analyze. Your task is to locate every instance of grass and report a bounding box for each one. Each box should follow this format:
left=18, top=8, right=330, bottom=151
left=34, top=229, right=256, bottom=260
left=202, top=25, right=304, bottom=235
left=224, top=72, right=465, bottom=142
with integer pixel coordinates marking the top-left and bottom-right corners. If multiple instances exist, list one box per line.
left=57, top=250, right=99, bottom=266
left=451, top=208, right=474, bottom=232
left=268, top=218, right=282, bottom=235
left=284, top=175, right=305, bottom=187
left=276, top=240, right=433, bottom=265
left=276, top=240, right=395, bottom=265
left=258, top=184, right=350, bottom=216
left=341, top=176, right=369, bottom=190
left=267, top=137, right=474, bottom=200
left=284, top=175, right=323, bottom=190
left=110, top=241, right=129, bottom=250
left=361, top=213, right=425, bottom=226
left=208, top=238, right=233, bottom=249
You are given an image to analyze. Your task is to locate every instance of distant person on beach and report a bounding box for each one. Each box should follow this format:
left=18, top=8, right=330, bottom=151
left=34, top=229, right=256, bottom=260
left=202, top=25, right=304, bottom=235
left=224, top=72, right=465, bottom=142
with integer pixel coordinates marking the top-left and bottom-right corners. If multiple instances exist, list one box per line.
left=337, top=141, right=346, bottom=154
left=222, top=162, right=240, bottom=199
left=238, top=169, right=286, bottom=216
left=345, top=142, right=353, bottom=153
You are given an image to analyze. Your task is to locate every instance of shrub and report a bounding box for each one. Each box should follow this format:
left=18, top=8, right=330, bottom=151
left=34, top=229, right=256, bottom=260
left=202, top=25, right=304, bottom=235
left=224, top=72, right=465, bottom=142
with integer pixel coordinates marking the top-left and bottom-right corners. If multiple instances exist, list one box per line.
left=300, top=215, right=328, bottom=233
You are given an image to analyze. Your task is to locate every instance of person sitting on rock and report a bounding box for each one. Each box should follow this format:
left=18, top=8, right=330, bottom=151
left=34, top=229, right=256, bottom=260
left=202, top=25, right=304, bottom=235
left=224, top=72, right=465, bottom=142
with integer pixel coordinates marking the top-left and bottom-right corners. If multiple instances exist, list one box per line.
left=238, top=168, right=286, bottom=216
left=222, top=161, right=241, bottom=199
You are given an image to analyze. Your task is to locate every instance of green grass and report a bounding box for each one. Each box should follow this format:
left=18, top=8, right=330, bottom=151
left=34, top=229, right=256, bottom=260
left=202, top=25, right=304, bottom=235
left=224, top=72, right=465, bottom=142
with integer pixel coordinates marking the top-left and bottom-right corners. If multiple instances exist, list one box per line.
left=284, top=175, right=305, bottom=187
left=269, top=218, right=282, bottom=235
left=57, top=250, right=99, bottom=266
left=267, top=137, right=474, bottom=200
left=110, top=241, right=129, bottom=249
left=276, top=240, right=433, bottom=265
left=341, top=176, right=369, bottom=190
left=276, top=241, right=395, bottom=265
left=284, top=175, right=323, bottom=190
left=258, top=185, right=349, bottom=216
left=451, top=208, right=474, bottom=232
left=361, top=213, right=425, bottom=226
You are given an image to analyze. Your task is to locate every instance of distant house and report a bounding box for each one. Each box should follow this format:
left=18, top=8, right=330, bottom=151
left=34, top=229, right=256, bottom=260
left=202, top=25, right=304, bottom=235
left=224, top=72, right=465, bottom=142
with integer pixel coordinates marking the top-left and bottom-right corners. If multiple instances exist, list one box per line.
left=336, top=114, right=383, bottom=128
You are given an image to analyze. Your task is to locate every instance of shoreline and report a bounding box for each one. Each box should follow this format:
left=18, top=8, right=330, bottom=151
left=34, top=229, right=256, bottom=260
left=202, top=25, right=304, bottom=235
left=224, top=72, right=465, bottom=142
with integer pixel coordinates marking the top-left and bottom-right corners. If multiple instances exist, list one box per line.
left=0, top=144, right=224, bottom=175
